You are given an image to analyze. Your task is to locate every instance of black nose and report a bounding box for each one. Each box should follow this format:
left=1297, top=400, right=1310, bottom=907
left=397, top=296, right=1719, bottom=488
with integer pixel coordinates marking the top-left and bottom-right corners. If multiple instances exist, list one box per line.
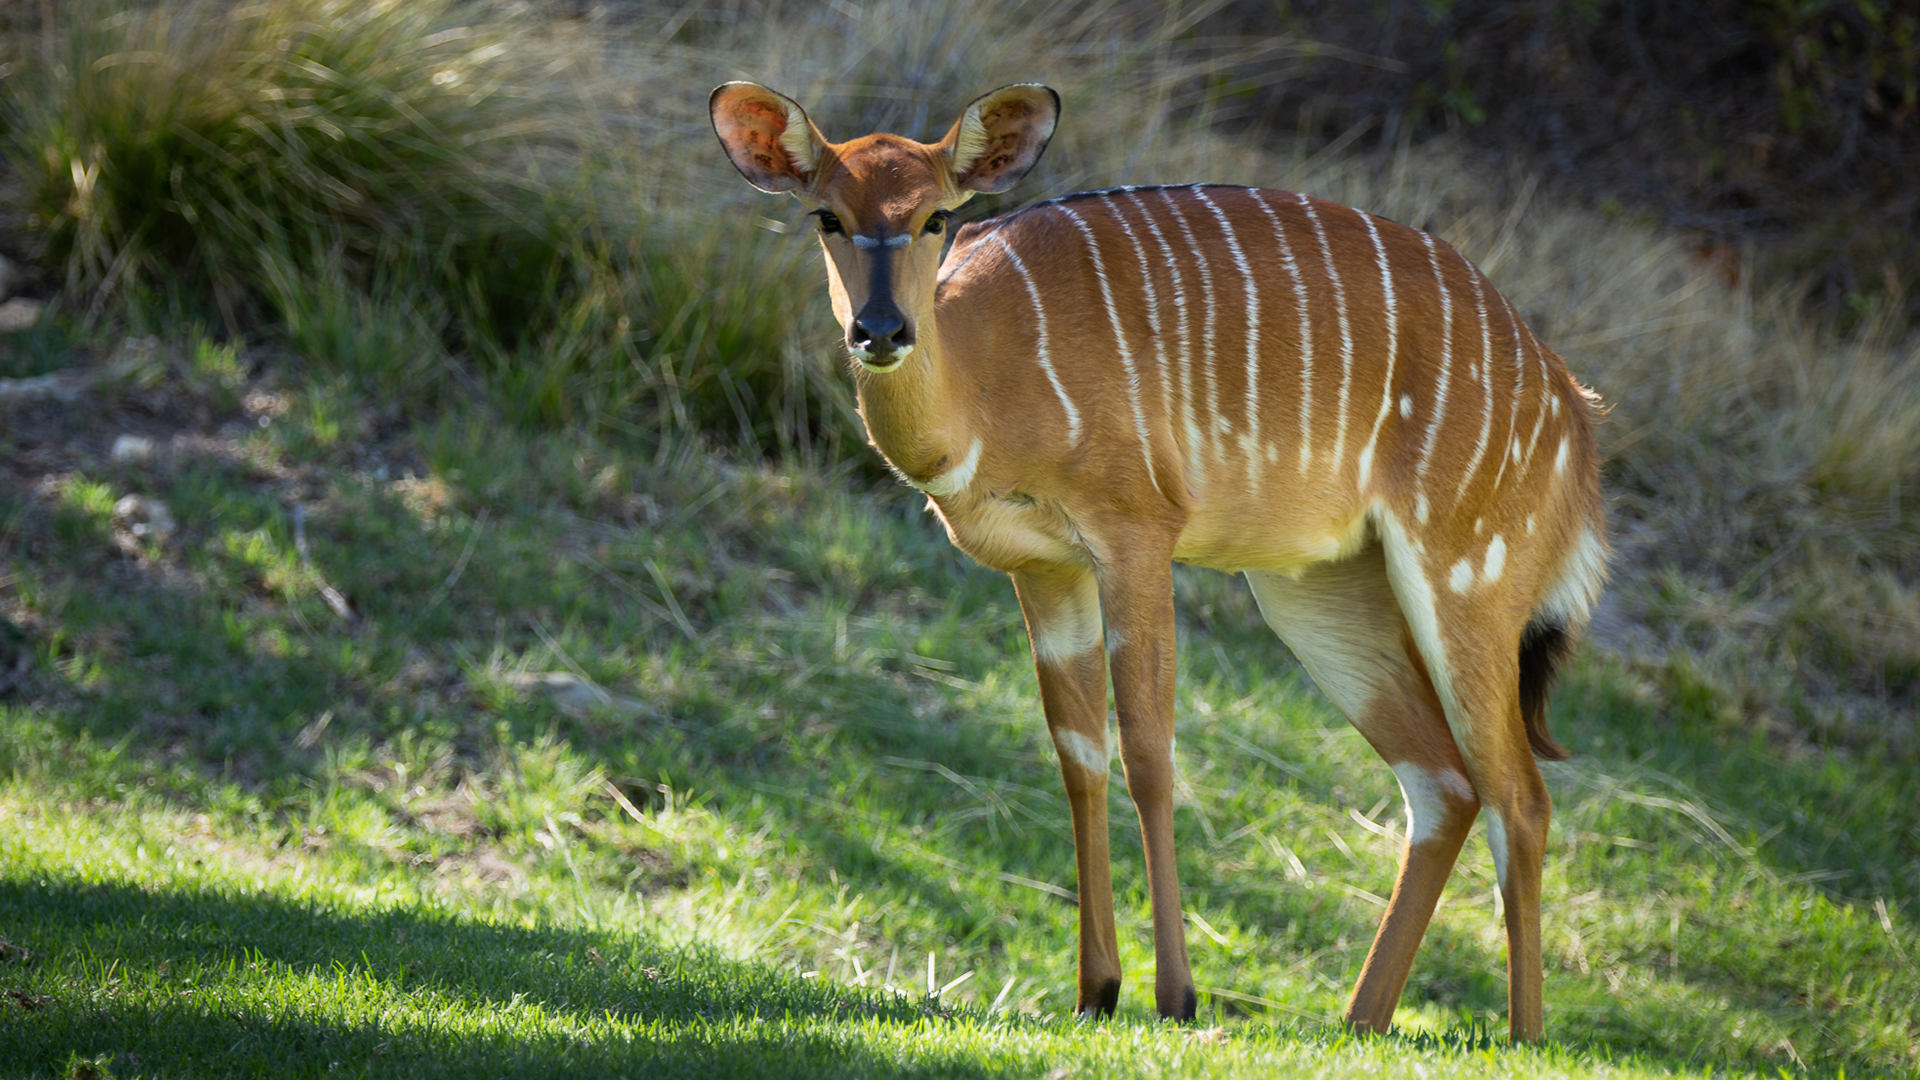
left=852, top=311, right=911, bottom=355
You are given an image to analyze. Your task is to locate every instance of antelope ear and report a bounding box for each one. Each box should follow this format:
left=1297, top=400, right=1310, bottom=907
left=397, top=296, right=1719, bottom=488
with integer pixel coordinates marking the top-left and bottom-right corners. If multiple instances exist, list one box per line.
left=941, top=84, right=1059, bottom=194
left=710, top=82, right=829, bottom=194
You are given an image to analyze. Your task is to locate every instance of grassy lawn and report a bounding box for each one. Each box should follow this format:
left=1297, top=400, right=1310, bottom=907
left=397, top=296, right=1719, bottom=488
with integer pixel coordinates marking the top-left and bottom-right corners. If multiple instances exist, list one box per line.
left=2, top=2, right=1916, bottom=1076
left=2, top=351, right=1915, bottom=1078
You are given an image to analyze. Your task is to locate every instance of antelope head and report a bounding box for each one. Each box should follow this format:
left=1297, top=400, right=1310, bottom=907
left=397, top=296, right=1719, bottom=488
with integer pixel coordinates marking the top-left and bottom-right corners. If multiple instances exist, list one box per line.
left=710, top=82, right=1059, bottom=373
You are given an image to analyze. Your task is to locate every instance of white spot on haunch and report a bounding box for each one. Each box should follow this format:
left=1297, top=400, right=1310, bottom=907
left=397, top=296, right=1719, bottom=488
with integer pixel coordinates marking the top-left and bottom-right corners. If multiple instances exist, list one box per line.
left=1415, top=493, right=1429, bottom=524
left=1553, top=436, right=1569, bottom=476
left=1055, top=730, right=1110, bottom=775
left=1483, top=534, right=1506, bottom=582
left=1449, top=559, right=1474, bottom=594
left=1400, top=394, right=1413, bottom=419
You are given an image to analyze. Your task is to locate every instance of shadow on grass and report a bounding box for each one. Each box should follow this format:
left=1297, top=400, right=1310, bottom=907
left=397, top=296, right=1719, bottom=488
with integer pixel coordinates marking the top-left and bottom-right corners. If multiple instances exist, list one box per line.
left=0, top=875, right=1019, bottom=1080
left=3, top=425, right=1916, bottom=1077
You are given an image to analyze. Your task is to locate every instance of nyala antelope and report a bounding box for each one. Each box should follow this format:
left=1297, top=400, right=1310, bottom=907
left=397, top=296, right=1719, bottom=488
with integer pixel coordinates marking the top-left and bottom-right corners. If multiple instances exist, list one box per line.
left=711, top=81, right=1606, bottom=1041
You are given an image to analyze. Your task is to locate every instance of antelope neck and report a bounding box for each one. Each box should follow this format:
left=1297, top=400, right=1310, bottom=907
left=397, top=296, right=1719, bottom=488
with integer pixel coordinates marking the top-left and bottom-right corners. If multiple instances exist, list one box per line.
left=855, top=329, right=975, bottom=489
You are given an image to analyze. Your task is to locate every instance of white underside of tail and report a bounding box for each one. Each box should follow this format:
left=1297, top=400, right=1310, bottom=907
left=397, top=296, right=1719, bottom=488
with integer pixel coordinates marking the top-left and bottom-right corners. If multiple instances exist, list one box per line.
left=1536, top=523, right=1608, bottom=628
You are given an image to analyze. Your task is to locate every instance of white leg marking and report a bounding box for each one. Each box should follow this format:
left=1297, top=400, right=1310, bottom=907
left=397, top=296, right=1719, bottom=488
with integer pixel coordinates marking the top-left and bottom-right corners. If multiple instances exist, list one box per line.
left=1413, top=234, right=1455, bottom=514
left=1249, top=191, right=1316, bottom=471
left=1031, top=575, right=1103, bottom=664
left=1302, top=196, right=1354, bottom=468
left=991, top=234, right=1082, bottom=445
left=1355, top=209, right=1400, bottom=492
left=1056, top=204, right=1161, bottom=491
left=1486, top=809, right=1511, bottom=891
left=1392, top=762, right=1474, bottom=845
left=1194, top=187, right=1263, bottom=476
left=1055, top=729, right=1111, bottom=775
left=917, top=437, right=984, bottom=498
left=1482, top=534, right=1506, bottom=582
left=1449, top=558, right=1474, bottom=595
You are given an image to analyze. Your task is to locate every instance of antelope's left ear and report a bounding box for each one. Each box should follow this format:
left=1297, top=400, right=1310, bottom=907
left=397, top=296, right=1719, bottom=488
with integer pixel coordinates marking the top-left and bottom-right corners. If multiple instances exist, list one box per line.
left=711, top=82, right=830, bottom=194
left=940, top=84, right=1059, bottom=195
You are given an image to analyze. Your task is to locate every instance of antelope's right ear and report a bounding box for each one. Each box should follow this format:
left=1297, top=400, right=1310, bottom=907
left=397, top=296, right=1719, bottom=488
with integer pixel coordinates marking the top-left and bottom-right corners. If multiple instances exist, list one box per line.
left=710, top=82, right=829, bottom=195
left=942, top=84, right=1060, bottom=195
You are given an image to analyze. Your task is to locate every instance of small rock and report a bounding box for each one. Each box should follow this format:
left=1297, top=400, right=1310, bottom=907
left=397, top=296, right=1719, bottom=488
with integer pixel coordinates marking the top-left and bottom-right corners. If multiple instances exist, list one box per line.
left=112, top=495, right=176, bottom=542
left=0, top=297, right=44, bottom=331
left=497, top=671, right=653, bottom=720
left=111, top=434, right=155, bottom=462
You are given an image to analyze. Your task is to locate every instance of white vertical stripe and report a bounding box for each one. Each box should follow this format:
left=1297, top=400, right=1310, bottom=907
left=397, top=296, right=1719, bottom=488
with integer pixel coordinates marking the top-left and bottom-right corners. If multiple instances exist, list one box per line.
left=1194, top=187, right=1263, bottom=477
left=1355, top=209, right=1399, bottom=492
left=1413, top=233, right=1455, bottom=522
left=1487, top=295, right=1528, bottom=492
left=1248, top=191, right=1315, bottom=471
left=1105, top=197, right=1177, bottom=470
left=1056, top=204, right=1161, bottom=492
left=1158, top=188, right=1222, bottom=466
left=1453, top=263, right=1495, bottom=505
left=990, top=233, right=1082, bottom=445
left=1126, top=191, right=1203, bottom=483
left=1301, top=196, right=1354, bottom=470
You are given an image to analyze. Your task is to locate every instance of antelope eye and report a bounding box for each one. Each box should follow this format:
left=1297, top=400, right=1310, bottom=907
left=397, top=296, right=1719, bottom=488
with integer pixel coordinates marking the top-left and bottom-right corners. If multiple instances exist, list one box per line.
left=812, top=211, right=843, bottom=235
left=924, top=211, right=952, bottom=236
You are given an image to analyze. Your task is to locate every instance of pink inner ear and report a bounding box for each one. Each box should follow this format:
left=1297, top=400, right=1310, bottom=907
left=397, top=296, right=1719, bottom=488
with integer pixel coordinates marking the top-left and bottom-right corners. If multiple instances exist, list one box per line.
left=720, top=94, right=806, bottom=187
left=957, top=92, right=1055, bottom=192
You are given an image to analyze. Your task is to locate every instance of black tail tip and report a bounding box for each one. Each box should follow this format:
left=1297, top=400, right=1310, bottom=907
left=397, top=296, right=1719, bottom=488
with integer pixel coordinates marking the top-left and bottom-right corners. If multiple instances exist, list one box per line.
left=1519, top=619, right=1576, bottom=761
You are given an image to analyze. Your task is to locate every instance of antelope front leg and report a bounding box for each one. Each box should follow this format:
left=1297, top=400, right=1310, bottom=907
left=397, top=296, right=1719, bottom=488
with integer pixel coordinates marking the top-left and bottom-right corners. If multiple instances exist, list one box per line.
left=1099, top=558, right=1195, bottom=1020
left=1013, top=567, right=1123, bottom=1016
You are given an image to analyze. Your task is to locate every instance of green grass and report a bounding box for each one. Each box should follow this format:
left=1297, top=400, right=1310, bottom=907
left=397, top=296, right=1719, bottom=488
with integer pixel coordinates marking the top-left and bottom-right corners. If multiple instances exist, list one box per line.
left=2, top=2, right=1917, bottom=1076
left=1, top=354, right=1916, bottom=1078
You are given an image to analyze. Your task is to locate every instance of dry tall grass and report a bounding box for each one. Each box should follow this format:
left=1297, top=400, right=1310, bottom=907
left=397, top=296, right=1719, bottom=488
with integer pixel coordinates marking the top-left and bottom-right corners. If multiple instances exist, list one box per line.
left=8, top=0, right=1917, bottom=746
